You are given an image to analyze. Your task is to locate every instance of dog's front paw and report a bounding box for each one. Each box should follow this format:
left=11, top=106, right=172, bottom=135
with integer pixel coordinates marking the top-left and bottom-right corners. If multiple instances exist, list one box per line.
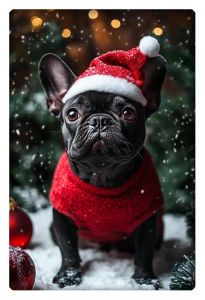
left=132, top=271, right=161, bottom=290
left=53, top=267, right=81, bottom=288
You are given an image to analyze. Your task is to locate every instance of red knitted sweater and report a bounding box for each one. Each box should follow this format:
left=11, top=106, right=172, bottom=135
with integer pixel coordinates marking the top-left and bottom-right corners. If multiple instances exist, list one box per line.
left=50, top=149, right=163, bottom=243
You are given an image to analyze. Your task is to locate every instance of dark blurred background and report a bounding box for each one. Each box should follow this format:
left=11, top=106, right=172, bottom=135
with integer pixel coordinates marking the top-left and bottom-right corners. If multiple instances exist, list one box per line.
left=10, top=10, right=195, bottom=215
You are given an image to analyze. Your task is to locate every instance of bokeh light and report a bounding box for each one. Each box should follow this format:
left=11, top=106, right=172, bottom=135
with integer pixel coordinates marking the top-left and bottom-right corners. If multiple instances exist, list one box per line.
left=31, top=16, right=43, bottom=29
left=88, top=10, right=98, bottom=20
left=111, top=19, right=121, bottom=29
left=153, top=27, right=163, bottom=36
left=61, top=28, right=72, bottom=38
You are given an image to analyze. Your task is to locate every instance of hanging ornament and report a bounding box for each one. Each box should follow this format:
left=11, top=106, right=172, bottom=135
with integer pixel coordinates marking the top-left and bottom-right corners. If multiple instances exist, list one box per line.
left=9, top=246, right=36, bottom=290
left=9, top=197, right=33, bottom=248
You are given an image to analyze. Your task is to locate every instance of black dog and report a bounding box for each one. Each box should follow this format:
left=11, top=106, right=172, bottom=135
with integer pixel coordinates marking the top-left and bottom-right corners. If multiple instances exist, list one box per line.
left=38, top=47, right=166, bottom=288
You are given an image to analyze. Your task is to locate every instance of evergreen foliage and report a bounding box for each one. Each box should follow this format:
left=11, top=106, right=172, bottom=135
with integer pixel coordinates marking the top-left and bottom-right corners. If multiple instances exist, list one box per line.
left=169, top=255, right=195, bottom=290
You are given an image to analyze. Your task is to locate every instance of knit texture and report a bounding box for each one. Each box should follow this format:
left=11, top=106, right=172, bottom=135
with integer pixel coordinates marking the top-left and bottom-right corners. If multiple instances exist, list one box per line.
left=50, top=149, right=164, bottom=242
left=79, top=48, right=147, bottom=88
left=63, top=36, right=161, bottom=104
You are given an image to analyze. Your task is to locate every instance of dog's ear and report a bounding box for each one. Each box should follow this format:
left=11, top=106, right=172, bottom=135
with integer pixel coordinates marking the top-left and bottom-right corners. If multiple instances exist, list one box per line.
left=38, top=53, right=76, bottom=115
left=142, top=55, right=166, bottom=118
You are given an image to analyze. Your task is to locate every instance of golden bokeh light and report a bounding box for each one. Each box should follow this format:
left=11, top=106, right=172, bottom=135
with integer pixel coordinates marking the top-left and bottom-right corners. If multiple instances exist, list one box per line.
left=31, top=16, right=43, bottom=28
left=88, top=10, right=98, bottom=19
left=153, top=27, right=163, bottom=36
left=111, top=19, right=121, bottom=29
left=61, top=28, right=72, bottom=38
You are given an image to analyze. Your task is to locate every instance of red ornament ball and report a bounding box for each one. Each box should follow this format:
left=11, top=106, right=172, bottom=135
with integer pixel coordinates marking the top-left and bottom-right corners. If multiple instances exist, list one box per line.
left=9, top=246, right=36, bottom=290
left=9, top=198, right=33, bottom=248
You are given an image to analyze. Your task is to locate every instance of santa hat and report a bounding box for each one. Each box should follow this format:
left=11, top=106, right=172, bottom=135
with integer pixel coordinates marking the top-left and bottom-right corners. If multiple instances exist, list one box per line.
left=63, top=36, right=160, bottom=106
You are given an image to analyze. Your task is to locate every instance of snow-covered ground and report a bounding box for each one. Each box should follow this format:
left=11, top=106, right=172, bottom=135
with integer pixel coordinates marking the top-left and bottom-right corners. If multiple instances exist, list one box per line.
left=27, top=207, right=192, bottom=290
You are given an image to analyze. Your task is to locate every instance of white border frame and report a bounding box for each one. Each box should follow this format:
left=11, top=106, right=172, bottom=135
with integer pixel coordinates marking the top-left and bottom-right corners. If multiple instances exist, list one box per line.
left=1, top=1, right=202, bottom=300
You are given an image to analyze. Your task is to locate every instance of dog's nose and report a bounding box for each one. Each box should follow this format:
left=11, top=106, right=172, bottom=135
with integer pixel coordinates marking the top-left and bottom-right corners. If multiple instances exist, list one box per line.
left=88, top=115, right=112, bottom=131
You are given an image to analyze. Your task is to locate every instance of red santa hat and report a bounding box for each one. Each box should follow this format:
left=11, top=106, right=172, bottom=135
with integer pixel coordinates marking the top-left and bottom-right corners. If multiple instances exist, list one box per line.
left=63, top=36, right=160, bottom=106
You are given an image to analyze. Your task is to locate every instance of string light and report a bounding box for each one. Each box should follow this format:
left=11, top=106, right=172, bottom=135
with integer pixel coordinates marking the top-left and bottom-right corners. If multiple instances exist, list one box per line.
left=31, top=16, right=43, bottom=29
left=88, top=10, right=98, bottom=19
left=111, top=19, right=121, bottom=29
left=61, top=28, right=72, bottom=38
left=153, top=27, right=163, bottom=36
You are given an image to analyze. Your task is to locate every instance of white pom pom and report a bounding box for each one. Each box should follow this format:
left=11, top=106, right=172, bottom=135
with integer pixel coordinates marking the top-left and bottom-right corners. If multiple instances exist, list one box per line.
left=139, top=36, right=160, bottom=57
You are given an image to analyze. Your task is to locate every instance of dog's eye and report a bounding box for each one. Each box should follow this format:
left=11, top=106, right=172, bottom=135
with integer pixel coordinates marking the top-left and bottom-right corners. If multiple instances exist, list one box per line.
left=66, top=109, right=80, bottom=122
left=121, top=108, right=136, bottom=121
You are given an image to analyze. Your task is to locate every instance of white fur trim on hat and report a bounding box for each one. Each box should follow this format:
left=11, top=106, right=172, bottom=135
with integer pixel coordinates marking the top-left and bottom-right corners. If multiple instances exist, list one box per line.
left=62, top=75, right=147, bottom=106
left=139, top=36, right=160, bottom=57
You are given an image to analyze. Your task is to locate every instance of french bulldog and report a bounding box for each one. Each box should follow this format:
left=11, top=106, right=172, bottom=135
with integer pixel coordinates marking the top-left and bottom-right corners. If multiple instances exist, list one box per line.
left=38, top=41, right=166, bottom=289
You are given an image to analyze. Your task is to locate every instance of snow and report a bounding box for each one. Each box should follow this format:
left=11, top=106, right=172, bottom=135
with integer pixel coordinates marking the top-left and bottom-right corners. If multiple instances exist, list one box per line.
left=26, top=207, right=192, bottom=290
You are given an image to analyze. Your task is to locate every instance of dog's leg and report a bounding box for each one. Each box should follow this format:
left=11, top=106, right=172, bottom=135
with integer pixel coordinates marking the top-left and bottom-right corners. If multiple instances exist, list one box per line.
left=132, top=213, right=160, bottom=289
left=52, top=208, right=82, bottom=288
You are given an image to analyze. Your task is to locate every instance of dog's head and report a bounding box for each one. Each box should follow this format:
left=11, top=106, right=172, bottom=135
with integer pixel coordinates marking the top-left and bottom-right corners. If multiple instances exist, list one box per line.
left=38, top=52, right=166, bottom=166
